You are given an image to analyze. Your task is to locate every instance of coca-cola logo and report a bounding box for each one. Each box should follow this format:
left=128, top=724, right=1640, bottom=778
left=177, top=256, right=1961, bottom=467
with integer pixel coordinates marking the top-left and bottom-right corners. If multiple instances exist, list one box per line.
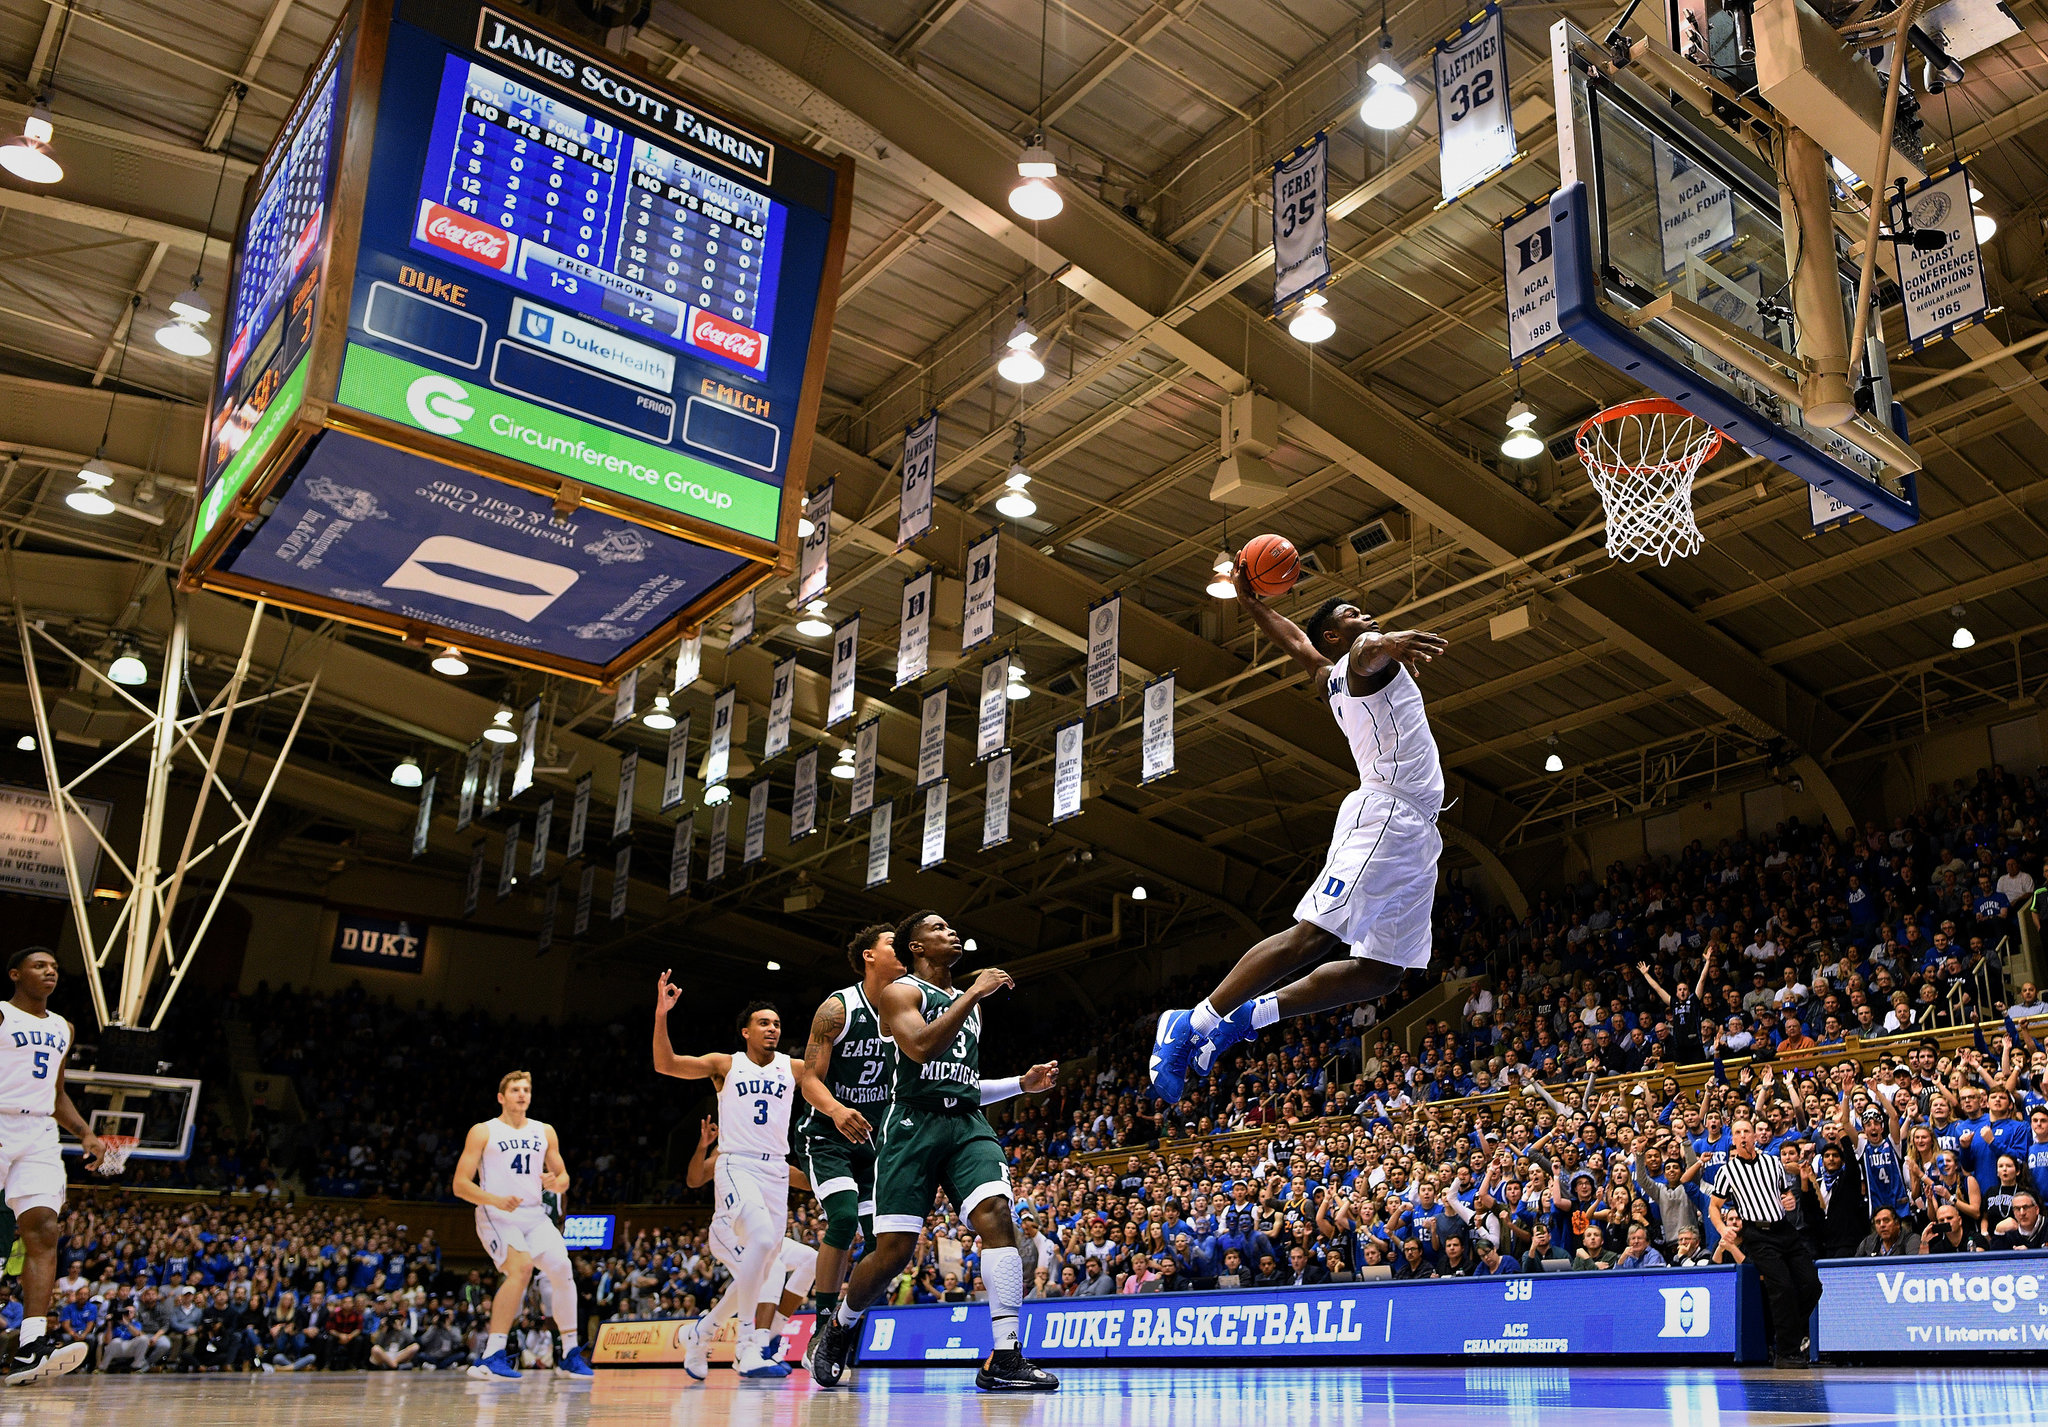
left=689, top=309, right=765, bottom=365
left=416, top=203, right=513, bottom=270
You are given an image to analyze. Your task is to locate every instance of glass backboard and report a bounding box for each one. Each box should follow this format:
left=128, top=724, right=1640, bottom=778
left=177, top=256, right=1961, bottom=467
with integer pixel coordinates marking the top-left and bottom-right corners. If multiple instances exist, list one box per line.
left=58, top=1072, right=201, bottom=1162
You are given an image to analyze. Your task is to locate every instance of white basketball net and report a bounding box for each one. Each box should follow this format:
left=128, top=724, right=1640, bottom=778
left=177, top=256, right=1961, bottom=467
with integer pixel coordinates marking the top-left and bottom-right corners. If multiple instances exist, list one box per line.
left=96, top=1134, right=137, bottom=1176
left=1575, top=400, right=1723, bottom=567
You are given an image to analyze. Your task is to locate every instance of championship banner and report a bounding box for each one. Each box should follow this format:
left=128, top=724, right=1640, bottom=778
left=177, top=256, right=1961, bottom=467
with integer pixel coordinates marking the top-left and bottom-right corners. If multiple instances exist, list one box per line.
left=866, top=801, right=892, bottom=888
left=610, top=846, right=630, bottom=921
left=661, top=713, right=691, bottom=810
left=898, top=412, right=937, bottom=548
left=920, top=779, right=948, bottom=869
left=537, top=884, right=557, bottom=956
left=1652, top=138, right=1733, bottom=272
left=976, top=654, right=1009, bottom=761
left=851, top=718, right=880, bottom=817
left=612, top=667, right=638, bottom=731
left=707, top=802, right=729, bottom=882
left=1084, top=595, right=1121, bottom=709
left=982, top=751, right=1011, bottom=850
left=530, top=796, right=553, bottom=878
left=727, top=589, right=755, bottom=650
left=791, top=747, right=818, bottom=840
left=707, top=687, right=736, bottom=790
left=674, top=630, right=702, bottom=691
left=1141, top=674, right=1176, bottom=784
left=670, top=814, right=694, bottom=899
left=456, top=742, right=481, bottom=830
left=896, top=568, right=933, bottom=687
left=1272, top=132, right=1330, bottom=313
left=481, top=742, right=503, bottom=816
left=574, top=863, right=594, bottom=935
left=828, top=616, right=860, bottom=726
left=797, top=478, right=833, bottom=605
left=411, top=775, right=435, bottom=859
left=465, top=840, right=485, bottom=916
left=766, top=656, right=796, bottom=759
left=962, top=530, right=998, bottom=651
left=1809, top=484, right=1859, bottom=534
left=613, top=755, right=638, bottom=841
left=917, top=687, right=947, bottom=787
left=743, top=781, right=769, bottom=864
left=1434, top=5, right=1515, bottom=203
left=567, top=772, right=592, bottom=859
left=1052, top=719, right=1084, bottom=822
left=513, top=696, right=541, bottom=797
left=1894, top=165, right=1990, bottom=349
left=498, top=821, right=520, bottom=899
left=1502, top=196, right=1562, bottom=366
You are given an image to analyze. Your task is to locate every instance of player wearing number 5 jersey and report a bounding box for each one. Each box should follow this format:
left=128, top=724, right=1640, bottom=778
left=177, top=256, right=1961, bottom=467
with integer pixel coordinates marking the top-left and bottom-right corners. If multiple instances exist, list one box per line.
left=653, top=977, right=870, bottom=1379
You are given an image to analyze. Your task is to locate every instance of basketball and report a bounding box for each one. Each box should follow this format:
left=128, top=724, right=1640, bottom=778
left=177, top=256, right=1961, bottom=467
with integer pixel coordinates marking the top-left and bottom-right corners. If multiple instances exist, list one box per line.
left=1239, top=533, right=1301, bottom=598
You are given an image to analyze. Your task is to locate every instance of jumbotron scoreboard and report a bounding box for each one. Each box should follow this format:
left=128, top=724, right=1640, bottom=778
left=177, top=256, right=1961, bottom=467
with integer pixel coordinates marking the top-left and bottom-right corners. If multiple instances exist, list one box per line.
left=181, top=0, right=853, bottom=681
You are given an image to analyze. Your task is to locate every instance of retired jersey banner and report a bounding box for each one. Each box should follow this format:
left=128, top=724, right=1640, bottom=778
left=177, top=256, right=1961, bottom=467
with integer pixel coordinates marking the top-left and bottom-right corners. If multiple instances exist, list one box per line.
left=661, top=714, right=691, bottom=810
left=976, top=654, right=1009, bottom=761
left=1272, top=133, right=1331, bottom=313
left=465, top=840, right=486, bottom=916
left=513, top=697, right=541, bottom=797
left=674, top=630, right=702, bottom=691
left=962, top=530, right=998, bottom=651
left=611, top=665, right=638, bottom=730
left=828, top=616, right=860, bottom=726
left=851, top=718, right=880, bottom=817
left=457, top=742, right=481, bottom=830
left=1502, top=196, right=1562, bottom=366
left=707, top=802, right=730, bottom=882
left=982, top=751, right=1011, bottom=850
left=797, top=478, right=833, bottom=605
left=481, top=742, right=504, bottom=816
left=1435, top=5, right=1515, bottom=202
left=743, top=781, right=769, bottom=864
left=920, top=779, right=949, bottom=869
left=567, top=772, right=592, bottom=859
left=538, top=884, right=557, bottom=956
left=866, top=802, right=892, bottom=888
left=574, top=863, right=594, bottom=934
left=670, top=814, right=694, bottom=899
left=498, top=821, right=520, bottom=899
left=707, top=687, right=736, bottom=790
left=727, top=589, right=755, bottom=651
left=766, top=656, right=796, bottom=759
left=610, top=846, right=630, bottom=921
left=917, top=687, right=948, bottom=787
left=1894, top=165, right=1990, bottom=349
left=1085, top=596, right=1121, bottom=709
left=412, top=774, right=435, bottom=859
left=791, top=747, right=819, bottom=841
left=898, top=412, right=937, bottom=547
left=613, top=755, right=638, bottom=841
left=530, top=796, right=553, bottom=878
left=1141, top=674, right=1176, bottom=784
left=896, top=568, right=934, bottom=687
left=1053, top=719, right=1085, bottom=823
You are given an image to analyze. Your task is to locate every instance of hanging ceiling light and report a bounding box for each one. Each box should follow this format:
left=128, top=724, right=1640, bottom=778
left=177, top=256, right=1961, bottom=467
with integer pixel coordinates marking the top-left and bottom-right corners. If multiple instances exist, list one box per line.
left=1287, top=291, right=1336, bottom=344
left=1131, top=884, right=1148, bottom=901
left=1973, top=209, right=1996, bottom=242
left=704, top=782, right=732, bottom=806
left=1009, top=137, right=1063, bottom=221
left=390, top=756, right=423, bottom=789
left=156, top=285, right=214, bottom=357
left=1543, top=735, right=1563, bottom=774
left=14, top=734, right=35, bottom=752
left=1005, top=660, right=1031, bottom=700
left=483, top=706, right=519, bottom=743
left=831, top=746, right=857, bottom=780
left=995, top=423, right=1038, bottom=519
left=1501, top=399, right=1545, bottom=460
left=644, top=694, right=678, bottom=731
left=997, top=309, right=1046, bottom=384
left=963, top=937, right=978, bottom=952
left=0, top=102, right=62, bottom=185
left=796, top=599, right=833, bottom=638
left=1951, top=605, right=1975, bottom=650
left=1358, top=22, right=1417, bottom=132
left=798, top=493, right=814, bottom=539
left=1206, top=549, right=1238, bottom=599
left=107, top=642, right=147, bottom=687
left=431, top=647, right=469, bottom=677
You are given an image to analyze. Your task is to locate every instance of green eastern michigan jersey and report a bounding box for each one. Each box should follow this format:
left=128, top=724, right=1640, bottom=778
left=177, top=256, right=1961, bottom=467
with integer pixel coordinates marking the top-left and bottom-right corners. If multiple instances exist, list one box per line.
left=890, top=975, right=982, bottom=1111
left=796, top=985, right=893, bottom=1138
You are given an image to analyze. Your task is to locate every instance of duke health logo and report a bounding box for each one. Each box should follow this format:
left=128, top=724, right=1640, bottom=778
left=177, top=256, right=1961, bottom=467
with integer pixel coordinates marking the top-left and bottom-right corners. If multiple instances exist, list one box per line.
left=1657, top=1286, right=1711, bottom=1338
left=405, top=374, right=474, bottom=436
left=520, top=307, right=555, bottom=343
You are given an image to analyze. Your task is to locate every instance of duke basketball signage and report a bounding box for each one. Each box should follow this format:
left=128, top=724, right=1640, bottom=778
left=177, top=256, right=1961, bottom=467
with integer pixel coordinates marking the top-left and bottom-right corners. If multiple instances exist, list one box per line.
left=331, top=912, right=426, bottom=973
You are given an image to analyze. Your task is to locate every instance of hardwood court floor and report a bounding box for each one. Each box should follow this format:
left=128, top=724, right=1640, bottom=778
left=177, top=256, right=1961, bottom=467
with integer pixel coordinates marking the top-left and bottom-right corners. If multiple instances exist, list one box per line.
left=9, top=1364, right=2047, bottom=1426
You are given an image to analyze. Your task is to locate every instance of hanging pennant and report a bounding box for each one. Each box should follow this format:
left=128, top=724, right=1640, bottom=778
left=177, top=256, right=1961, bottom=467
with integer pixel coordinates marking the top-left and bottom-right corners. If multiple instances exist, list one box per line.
left=828, top=615, right=860, bottom=726
left=674, top=630, right=702, bottom=691
left=513, top=697, right=541, bottom=797
left=481, top=742, right=504, bottom=816
left=896, top=568, right=933, bottom=687
left=1502, top=196, right=1562, bottom=366
left=1272, top=132, right=1331, bottom=314
left=898, top=411, right=937, bottom=548
left=574, top=863, right=594, bottom=934
left=613, top=754, right=639, bottom=841
left=1052, top=719, right=1085, bottom=822
left=744, top=781, right=770, bottom=864
left=706, top=687, right=736, bottom=791
left=962, top=530, right=998, bottom=651
left=537, top=883, right=557, bottom=956
left=921, top=780, right=949, bottom=869
left=670, top=814, right=695, bottom=899
left=982, top=751, right=1011, bottom=850
left=611, top=666, right=639, bottom=730
left=661, top=712, right=692, bottom=810
left=707, top=801, right=730, bottom=882
left=1141, top=673, right=1176, bottom=784
left=867, top=802, right=892, bottom=888
left=798, top=478, right=834, bottom=605
left=976, top=653, right=1009, bottom=761
left=766, top=656, right=796, bottom=759
left=727, top=590, right=756, bottom=650
left=917, top=687, right=947, bottom=787
left=530, top=796, right=553, bottom=879
left=610, top=846, right=631, bottom=921
left=1894, top=165, right=1991, bottom=349
left=498, top=822, right=520, bottom=899
left=1435, top=5, right=1516, bottom=203
left=412, top=774, right=435, bottom=859
left=566, top=772, right=592, bottom=860
left=465, top=840, right=486, bottom=916
left=456, top=742, right=481, bottom=830
left=1084, top=595, right=1121, bottom=709
left=791, top=746, right=819, bottom=840
left=851, top=717, right=880, bottom=817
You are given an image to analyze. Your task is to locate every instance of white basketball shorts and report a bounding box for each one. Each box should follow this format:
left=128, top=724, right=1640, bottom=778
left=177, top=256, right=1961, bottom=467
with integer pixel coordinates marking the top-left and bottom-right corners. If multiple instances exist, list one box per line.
left=474, top=1202, right=566, bottom=1269
left=1294, top=788, right=1442, bottom=969
left=0, top=1115, right=65, bottom=1216
left=709, top=1153, right=789, bottom=1267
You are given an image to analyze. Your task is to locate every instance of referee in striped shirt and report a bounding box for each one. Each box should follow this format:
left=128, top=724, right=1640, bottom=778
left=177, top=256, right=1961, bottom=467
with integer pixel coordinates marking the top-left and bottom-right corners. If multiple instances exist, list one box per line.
left=1709, top=1117, right=1822, bottom=1368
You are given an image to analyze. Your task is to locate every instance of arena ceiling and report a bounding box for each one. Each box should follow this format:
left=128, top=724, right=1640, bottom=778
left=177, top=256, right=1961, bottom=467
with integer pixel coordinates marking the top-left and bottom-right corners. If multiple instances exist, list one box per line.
left=2, top=0, right=2048, bottom=976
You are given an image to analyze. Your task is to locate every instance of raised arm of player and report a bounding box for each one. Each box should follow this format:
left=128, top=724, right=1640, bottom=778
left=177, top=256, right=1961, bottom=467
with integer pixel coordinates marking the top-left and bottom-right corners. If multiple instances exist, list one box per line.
left=1233, top=564, right=1330, bottom=678
left=52, top=1059, right=106, bottom=1170
left=874, top=968, right=1012, bottom=1063
left=650, top=970, right=732, bottom=1081
left=1343, top=626, right=1447, bottom=695
left=451, top=1123, right=522, bottom=1211
left=684, top=1116, right=718, bottom=1189
left=540, top=1122, right=570, bottom=1196
left=794, top=1055, right=871, bottom=1143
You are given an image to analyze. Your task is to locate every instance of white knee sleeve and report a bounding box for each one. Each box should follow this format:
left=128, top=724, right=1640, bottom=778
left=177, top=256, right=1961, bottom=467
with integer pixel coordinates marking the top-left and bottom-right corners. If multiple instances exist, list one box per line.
left=538, top=1251, right=577, bottom=1331
left=779, top=1239, right=819, bottom=1299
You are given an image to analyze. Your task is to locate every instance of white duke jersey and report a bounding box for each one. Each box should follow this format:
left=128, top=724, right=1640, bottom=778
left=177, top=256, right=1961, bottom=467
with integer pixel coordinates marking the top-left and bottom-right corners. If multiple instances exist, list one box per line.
left=476, top=1116, right=551, bottom=1210
left=0, top=1003, right=71, bottom=1115
left=1324, top=655, right=1443, bottom=811
left=719, top=1051, right=796, bottom=1157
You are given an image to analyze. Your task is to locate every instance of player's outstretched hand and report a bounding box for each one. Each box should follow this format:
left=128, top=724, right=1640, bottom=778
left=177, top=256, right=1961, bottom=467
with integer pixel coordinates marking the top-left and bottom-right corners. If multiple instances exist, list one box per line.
left=79, top=1129, right=107, bottom=1172
left=1378, top=629, right=1448, bottom=668
left=1232, top=560, right=1262, bottom=606
left=1021, top=1061, right=1059, bottom=1093
left=655, top=969, right=683, bottom=1016
left=966, top=967, right=1015, bottom=1000
left=832, top=1106, right=873, bottom=1143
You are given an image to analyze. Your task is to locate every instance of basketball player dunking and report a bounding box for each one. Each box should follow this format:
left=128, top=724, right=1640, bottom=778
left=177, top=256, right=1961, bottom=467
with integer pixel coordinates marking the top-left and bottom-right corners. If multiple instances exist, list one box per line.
left=2, top=947, right=104, bottom=1385
left=1150, top=569, right=1448, bottom=1103
left=451, top=1071, right=593, bottom=1379
left=653, top=980, right=869, bottom=1379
